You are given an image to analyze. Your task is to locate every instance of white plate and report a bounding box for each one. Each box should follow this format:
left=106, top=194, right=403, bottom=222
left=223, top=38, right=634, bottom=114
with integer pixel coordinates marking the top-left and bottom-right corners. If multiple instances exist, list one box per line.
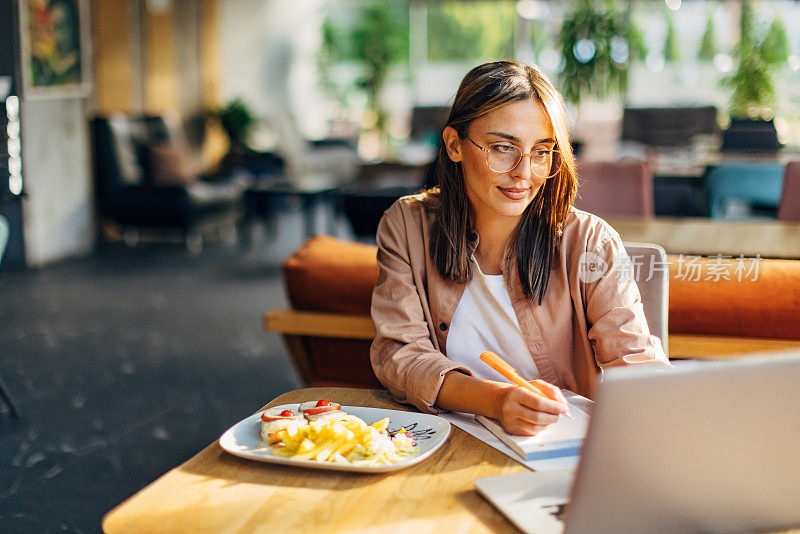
left=219, top=404, right=452, bottom=473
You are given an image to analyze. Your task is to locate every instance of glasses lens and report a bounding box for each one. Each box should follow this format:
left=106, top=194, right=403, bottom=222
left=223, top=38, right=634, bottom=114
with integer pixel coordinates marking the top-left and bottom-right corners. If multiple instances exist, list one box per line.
left=487, top=144, right=561, bottom=178
left=486, top=144, right=522, bottom=173
left=532, top=149, right=561, bottom=179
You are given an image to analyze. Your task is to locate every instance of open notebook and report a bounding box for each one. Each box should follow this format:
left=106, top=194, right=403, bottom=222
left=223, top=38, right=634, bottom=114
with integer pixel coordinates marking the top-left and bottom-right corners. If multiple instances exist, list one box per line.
left=475, top=395, right=590, bottom=461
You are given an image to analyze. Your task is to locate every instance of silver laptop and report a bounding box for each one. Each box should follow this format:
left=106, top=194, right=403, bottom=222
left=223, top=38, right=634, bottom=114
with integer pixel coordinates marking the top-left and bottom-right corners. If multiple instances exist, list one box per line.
left=475, top=353, right=800, bottom=534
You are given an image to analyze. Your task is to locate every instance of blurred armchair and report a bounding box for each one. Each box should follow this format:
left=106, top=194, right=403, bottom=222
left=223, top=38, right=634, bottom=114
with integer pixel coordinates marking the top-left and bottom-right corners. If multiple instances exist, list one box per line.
left=573, top=160, right=654, bottom=218
left=92, top=114, right=247, bottom=251
left=268, top=110, right=359, bottom=184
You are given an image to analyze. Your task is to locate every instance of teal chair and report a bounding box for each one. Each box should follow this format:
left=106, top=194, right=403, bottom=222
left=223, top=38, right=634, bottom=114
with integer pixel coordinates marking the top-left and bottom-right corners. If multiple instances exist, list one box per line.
left=704, top=164, right=785, bottom=218
left=0, top=215, right=20, bottom=417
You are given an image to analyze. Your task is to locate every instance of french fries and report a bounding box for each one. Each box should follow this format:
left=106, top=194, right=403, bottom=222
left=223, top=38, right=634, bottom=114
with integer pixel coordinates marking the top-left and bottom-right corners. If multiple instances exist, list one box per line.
left=270, top=413, right=418, bottom=465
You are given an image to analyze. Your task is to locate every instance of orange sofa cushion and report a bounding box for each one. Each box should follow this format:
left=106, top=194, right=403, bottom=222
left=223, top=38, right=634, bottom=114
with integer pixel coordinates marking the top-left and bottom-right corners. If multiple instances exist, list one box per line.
left=283, top=235, right=379, bottom=315
left=668, top=254, right=800, bottom=340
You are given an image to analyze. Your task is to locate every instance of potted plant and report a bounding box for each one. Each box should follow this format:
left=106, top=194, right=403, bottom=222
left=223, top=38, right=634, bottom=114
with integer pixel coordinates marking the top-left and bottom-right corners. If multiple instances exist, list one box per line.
left=557, top=0, right=646, bottom=104
left=210, top=98, right=283, bottom=176
left=215, top=98, right=255, bottom=154
left=557, top=0, right=646, bottom=157
left=697, top=14, right=717, bottom=61
left=664, top=12, right=680, bottom=63
left=350, top=1, right=408, bottom=157
left=721, top=0, right=781, bottom=151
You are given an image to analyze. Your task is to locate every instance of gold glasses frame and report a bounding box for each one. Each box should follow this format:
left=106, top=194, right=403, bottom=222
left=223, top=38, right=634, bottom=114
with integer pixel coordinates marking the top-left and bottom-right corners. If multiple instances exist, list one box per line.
left=465, top=136, right=561, bottom=179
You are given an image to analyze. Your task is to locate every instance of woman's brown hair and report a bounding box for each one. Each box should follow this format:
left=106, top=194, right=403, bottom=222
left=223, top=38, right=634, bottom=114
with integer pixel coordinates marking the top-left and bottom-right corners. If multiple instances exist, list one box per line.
left=428, top=60, right=578, bottom=304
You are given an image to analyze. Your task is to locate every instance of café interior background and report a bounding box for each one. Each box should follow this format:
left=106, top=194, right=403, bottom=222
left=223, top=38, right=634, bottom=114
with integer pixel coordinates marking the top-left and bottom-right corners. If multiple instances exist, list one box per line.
left=1, top=0, right=800, bottom=532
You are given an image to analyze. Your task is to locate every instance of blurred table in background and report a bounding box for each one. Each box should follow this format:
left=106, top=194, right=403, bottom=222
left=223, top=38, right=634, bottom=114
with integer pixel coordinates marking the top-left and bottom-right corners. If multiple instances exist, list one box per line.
left=242, top=173, right=344, bottom=247
left=339, top=160, right=430, bottom=239
left=607, top=217, right=800, bottom=259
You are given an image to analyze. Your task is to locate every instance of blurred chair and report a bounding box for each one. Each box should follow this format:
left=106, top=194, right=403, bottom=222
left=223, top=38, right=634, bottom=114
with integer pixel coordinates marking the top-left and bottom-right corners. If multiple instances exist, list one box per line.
left=574, top=160, right=654, bottom=218
left=777, top=161, right=800, bottom=221
left=622, top=243, right=669, bottom=354
left=267, top=110, right=359, bottom=184
left=342, top=160, right=427, bottom=240
left=342, top=184, right=422, bottom=240
left=93, top=114, right=246, bottom=252
left=704, top=164, right=784, bottom=218
left=268, top=236, right=380, bottom=388
left=338, top=106, right=445, bottom=241
left=0, top=214, right=20, bottom=417
left=265, top=237, right=669, bottom=388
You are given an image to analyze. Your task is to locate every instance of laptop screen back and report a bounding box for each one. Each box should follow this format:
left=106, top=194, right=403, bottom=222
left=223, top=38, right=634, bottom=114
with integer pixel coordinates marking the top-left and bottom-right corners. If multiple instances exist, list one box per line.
left=566, top=354, right=800, bottom=534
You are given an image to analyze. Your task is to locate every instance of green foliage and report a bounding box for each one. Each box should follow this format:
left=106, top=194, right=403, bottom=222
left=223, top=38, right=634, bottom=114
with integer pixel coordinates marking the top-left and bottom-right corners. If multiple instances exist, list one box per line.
left=530, top=20, right=548, bottom=61
left=761, top=18, right=790, bottom=66
left=739, top=0, right=756, bottom=44
left=318, top=18, right=342, bottom=103
left=427, top=1, right=515, bottom=62
left=626, top=18, right=648, bottom=62
left=351, top=0, right=409, bottom=131
left=216, top=99, right=255, bottom=149
left=698, top=14, right=717, bottom=61
left=558, top=0, right=632, bottom=104
left=721, top=0, right=775, bottom=119
left=664, top=13, right=680, bottom=63
left=725, top=50, right=775, bottom=118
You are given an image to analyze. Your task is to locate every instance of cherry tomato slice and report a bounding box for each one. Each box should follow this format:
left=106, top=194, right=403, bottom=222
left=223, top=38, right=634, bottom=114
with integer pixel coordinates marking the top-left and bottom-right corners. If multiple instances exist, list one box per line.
left=316, top=399, right=331, bottom=407
left=279, top=409, right=294, bottom=417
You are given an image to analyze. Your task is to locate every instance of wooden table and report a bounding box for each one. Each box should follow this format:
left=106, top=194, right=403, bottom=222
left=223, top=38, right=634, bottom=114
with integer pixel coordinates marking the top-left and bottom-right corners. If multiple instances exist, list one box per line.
left=104, top=386, right=800, bottom=533
left=605, top=217, right=800, bottom=259
left=102, top=387, right=528, bottom=533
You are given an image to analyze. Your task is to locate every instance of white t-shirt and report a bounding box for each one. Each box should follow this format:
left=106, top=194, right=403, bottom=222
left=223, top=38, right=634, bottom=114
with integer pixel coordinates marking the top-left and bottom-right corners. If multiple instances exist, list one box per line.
left=446, top=256, right=541, bottom=382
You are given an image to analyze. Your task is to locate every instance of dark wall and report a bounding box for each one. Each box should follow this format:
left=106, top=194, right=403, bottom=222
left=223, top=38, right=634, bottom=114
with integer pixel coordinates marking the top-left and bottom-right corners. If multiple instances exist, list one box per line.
left=0, top=0, right=17, bottom=76
left=0, top=1, right=17, bottom=80
left=0, top=0, right=26, bottom=270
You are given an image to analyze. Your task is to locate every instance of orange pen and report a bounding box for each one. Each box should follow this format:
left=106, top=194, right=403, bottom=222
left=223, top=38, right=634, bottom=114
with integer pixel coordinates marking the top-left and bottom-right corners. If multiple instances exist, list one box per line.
left=479, top=350, right=572, bottom=418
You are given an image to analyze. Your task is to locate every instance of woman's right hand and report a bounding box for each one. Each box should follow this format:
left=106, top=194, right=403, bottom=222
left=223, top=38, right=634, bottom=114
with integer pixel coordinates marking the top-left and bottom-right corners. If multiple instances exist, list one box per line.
left=495, top=384, right=569, bottom=436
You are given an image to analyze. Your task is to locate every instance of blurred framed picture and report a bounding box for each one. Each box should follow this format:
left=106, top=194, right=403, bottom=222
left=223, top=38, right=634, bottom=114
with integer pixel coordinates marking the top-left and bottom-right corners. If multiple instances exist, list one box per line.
left=18, top=0, right=92, bottom=99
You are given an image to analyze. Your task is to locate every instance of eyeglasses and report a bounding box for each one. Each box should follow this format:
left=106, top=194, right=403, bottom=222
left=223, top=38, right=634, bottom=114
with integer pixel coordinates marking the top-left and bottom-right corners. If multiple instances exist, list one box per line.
left=466, top=136, right=561, bottom=179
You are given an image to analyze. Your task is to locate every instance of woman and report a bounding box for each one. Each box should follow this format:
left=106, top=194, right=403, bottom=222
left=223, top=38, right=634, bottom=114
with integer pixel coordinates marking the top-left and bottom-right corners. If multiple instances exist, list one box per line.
left=370, top=61, right=668, bottom=436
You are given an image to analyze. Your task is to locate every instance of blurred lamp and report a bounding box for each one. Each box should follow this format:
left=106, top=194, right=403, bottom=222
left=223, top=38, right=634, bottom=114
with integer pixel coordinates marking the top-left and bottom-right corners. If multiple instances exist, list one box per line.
left=540, top=48, right=563, bottom=72
left=573, top=39, right=596, bottom=63
left=517, top=0, right=546, bottom=20
left=610, top=36, right=629, bottom=64
left=713, top=53, right=733, bottom=73
left=5, top=95, right=18, bottom=120
left=146, top=0, right=172, bottom=14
